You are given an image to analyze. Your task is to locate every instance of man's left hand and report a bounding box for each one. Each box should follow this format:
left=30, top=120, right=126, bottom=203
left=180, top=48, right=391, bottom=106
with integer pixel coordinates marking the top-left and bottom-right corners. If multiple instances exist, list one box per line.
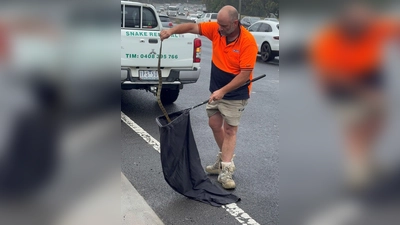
left=209, top=89, right=226, bottom=103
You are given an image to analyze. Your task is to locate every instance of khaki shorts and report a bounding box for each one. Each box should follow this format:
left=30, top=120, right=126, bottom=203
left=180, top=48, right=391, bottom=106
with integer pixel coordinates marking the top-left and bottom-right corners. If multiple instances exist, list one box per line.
left=206, top=99, right=248, bottom=126
left=331, top=97, right=385, bottom=127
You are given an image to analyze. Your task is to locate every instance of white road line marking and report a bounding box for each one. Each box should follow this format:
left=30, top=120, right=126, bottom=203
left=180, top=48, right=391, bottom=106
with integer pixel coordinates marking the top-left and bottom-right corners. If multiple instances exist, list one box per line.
left=222, top=203, right=261, bottom=225
left=121, top=111, right=160, bottom=153
left=121, top=111, right=260, bottom=225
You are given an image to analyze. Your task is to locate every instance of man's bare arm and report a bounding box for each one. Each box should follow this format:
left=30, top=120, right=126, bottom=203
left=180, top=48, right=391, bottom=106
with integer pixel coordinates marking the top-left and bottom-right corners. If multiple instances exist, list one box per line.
left=160, top=23, right=199, bottom=41
left=209, top=70, right=252, bottom=102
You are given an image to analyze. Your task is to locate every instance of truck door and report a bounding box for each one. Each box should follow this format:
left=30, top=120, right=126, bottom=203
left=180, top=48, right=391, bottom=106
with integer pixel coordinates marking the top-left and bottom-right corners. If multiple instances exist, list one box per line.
left=121, top=4, right=194, bottom=68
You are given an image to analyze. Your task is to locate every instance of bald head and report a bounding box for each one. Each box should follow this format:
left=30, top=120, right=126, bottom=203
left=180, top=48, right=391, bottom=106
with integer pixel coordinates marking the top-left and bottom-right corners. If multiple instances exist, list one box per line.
left=216, top=5, right=240, bottom=37
left=218, top=5, right=239, bottom=23
left=337, top=2, right=374, bottom=37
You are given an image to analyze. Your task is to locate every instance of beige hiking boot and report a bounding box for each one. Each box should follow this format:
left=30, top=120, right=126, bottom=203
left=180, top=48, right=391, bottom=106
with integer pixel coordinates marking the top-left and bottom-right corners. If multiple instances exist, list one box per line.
left=205, top=153, right=235, bottom=175
left=218, top=162, right=236, bottom=189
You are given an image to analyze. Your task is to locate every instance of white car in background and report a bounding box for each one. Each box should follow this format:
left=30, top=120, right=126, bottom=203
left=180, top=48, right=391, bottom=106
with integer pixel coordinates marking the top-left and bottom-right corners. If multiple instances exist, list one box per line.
left=186, top=14, right=198, bottom=23
left=248, top=20, right=279, bottom=62
left=240, top=16, right=260, bottom=28
left=196, top=13, right=217, bottom=23
left=264, top=18, right=279, bottom=22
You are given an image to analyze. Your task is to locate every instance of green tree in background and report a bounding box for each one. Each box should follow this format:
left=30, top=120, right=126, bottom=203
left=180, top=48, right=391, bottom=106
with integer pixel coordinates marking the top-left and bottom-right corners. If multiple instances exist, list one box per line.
left=150, top=0, right=203, bottom=3
left=265, top=0, right=279, bottom=18
left=202, top=0, right=279, bottom=18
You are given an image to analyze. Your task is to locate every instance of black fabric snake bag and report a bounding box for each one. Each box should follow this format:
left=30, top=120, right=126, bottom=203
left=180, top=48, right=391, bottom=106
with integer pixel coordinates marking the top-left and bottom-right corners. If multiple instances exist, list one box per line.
left=156, top=109, right=240, bottom=207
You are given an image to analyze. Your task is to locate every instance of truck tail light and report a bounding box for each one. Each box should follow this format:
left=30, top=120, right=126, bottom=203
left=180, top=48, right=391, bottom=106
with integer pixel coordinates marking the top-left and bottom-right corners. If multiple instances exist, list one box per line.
left=169, top=22, right=173, bottom=27
left=193, top=38, right=201, bottom=63
left=273, top=36, right=279, bottom=40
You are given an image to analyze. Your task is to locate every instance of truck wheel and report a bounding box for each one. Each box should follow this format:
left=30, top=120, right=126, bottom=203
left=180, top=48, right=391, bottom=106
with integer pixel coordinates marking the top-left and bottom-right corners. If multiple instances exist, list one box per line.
left=161, top=88, right=179, bottom=104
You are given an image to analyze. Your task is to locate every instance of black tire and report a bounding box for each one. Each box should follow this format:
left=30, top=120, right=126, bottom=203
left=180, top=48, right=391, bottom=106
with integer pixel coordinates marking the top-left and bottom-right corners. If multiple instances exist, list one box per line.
left=260, top=42, right=275, bottom=62
left=160, top=88, right=179, bottom=104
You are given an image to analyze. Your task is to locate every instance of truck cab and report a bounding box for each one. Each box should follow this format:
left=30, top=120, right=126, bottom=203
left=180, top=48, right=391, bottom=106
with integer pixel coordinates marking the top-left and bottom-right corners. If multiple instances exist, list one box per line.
left=121, top=1, right=202, bottom=104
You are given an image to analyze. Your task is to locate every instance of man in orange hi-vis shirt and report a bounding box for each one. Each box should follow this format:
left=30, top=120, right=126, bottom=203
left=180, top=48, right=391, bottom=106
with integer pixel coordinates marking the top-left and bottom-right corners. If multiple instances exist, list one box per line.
left=310, top=3, right=400, bottom=190
left=161, top=5, right=258, bottom=189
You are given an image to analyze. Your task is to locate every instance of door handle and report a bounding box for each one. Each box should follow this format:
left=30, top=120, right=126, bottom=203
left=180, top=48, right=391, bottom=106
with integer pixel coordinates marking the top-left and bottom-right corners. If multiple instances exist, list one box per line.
left=149, top=39, right=158, bottom=44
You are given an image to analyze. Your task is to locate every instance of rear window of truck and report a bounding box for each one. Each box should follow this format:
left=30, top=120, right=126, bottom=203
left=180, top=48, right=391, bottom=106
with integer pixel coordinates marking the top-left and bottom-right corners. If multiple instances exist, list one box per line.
left=121, top=5, right=158, bottom=29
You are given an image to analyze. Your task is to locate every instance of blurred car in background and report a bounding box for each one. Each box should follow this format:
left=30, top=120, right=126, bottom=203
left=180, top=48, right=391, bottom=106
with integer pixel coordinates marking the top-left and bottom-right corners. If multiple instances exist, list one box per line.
left=167, top=5, right=179, bottom=17
left=264, top=18, right=279, bottom=22
left=196, top=11, right=204, bottom=18
left=187, top=14, right=198, bottom=23
left=196, top=13, right=217, bottom=23
left=240, top=16, right=261, bottom=28
left=248, top=20, right=279, bottom=62
left=159, top=14, right=173, bottom=28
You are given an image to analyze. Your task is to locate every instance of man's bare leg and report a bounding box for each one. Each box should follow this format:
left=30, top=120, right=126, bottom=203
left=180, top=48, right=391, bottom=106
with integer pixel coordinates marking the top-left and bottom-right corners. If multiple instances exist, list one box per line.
left=344, top=116, right=383, bottom=189
left=221, top=122, right=238, bottom=162
left=208, top=113, right=224, bottom=150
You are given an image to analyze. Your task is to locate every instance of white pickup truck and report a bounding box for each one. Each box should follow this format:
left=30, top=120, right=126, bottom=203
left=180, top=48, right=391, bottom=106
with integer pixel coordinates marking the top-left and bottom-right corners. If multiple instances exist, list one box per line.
left=121, top=1, right=202, bottom=104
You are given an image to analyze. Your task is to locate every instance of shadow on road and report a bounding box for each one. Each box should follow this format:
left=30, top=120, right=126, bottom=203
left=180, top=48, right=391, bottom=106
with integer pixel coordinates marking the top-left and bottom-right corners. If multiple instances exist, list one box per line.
left=256, top=56, right=279, bottom=65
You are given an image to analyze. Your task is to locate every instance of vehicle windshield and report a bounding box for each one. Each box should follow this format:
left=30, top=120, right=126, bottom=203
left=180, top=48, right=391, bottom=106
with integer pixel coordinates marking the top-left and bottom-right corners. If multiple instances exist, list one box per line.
left=211, top=14, right=217, bottom=19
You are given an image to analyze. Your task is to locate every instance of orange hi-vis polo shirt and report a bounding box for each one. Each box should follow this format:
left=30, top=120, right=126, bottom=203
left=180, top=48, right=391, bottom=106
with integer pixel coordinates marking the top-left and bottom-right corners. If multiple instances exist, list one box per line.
left=310, top=19, right=399, bottom=81
left=198, top=22, right=258, bottom=100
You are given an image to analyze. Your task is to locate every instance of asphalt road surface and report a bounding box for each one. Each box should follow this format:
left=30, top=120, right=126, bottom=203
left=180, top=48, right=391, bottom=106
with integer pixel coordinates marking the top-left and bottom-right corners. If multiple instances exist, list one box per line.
left=121, top=36, right=279, bottom=225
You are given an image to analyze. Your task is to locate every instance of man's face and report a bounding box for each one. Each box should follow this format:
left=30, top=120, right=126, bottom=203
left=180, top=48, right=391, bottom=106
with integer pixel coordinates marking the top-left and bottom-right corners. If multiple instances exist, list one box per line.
left=338, top=4, right=374, bottom=39
left=217, top=16, right=237, bottom=36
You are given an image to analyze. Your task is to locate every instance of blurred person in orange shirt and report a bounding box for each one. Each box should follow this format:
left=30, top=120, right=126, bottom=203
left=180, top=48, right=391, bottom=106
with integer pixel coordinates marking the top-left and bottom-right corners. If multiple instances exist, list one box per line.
left=0, top=20, right=11, bottom=67
left=0, top=16, right=61, bottom=199
left=309, top=2, right=400, bottom=190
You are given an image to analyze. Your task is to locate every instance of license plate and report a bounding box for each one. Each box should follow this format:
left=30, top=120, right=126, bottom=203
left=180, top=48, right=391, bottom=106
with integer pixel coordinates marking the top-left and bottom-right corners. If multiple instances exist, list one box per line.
left=139, top=70, right=158, bottom=80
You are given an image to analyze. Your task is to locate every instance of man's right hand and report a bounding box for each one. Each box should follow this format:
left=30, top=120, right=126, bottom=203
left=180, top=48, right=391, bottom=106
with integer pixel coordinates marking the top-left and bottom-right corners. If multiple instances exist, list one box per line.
left=160, top=29, right=172, bottom=41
